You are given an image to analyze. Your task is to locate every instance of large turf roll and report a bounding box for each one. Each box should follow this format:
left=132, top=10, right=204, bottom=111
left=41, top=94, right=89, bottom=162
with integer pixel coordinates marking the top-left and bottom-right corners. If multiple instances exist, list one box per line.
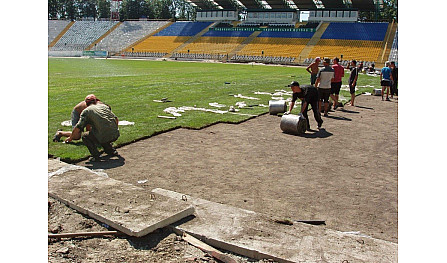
left=373, top=88, right=382, bottom=96
left=269, top=100, right=287, bottom=115
left=280, top=114, right=307, bottom=135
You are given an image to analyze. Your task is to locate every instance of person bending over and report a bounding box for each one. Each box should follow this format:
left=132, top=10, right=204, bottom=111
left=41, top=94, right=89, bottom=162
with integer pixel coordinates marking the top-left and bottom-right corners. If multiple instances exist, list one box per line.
left=65, top=94, right=120, bottom=162
left=284, top=81, right=323, bottom=130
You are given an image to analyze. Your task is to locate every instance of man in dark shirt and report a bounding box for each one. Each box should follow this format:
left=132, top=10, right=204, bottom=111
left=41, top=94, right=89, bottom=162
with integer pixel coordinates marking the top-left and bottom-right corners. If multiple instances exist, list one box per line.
left=284, top=81, right=323, bottom=130
left=390, top=61, right=398, bottom=98
left=66, top=94, right=120, bottom=161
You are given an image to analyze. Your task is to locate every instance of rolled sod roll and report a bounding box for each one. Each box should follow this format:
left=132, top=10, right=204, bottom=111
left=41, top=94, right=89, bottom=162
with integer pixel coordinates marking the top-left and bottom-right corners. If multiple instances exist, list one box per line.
left=373, top=88, right=382, bottom=96
left=269, top=100, right=287, bottom=115
left=280, top=114, right=308, bottom=135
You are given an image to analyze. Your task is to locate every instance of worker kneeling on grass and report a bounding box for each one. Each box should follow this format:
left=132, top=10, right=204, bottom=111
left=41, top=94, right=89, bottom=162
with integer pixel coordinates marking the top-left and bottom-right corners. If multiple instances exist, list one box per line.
left=65, top=94, right=120, bottom=162
left=284, top=81, right=323, bottom=130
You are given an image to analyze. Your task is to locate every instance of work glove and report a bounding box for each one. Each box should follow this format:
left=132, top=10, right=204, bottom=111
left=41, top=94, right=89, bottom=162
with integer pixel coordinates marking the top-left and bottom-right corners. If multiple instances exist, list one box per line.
left=283, top=111, right=290, bottom=115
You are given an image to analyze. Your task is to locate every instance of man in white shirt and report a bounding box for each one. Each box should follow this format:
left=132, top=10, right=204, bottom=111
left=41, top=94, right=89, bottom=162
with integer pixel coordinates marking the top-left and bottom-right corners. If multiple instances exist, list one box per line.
left=315, top=58, right=335, bottom=117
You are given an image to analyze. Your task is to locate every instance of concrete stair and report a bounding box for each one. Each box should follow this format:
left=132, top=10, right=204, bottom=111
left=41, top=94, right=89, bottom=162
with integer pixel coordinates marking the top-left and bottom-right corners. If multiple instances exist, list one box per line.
left=224, top=30, right=262, bottom=62
left=86, top=22, right=122, bottom=51
left=122, top=22, right=174, bottom=53
left=378, top=21, right=398, bottom=64
left=48, top=21, right=74, bottom=48
left=164, top=22, right=219, bottom=58
left=297, top=22, right=330, bottom=62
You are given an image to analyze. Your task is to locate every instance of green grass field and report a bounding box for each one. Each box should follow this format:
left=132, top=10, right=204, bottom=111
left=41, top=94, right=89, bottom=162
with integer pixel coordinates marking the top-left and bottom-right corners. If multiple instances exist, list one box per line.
left=49, top=57, right=380, bottom=161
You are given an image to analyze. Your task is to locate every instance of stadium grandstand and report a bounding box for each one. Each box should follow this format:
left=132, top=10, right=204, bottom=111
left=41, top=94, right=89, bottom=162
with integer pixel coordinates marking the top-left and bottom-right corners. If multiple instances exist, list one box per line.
left=48, top=0, right=397, bottom=66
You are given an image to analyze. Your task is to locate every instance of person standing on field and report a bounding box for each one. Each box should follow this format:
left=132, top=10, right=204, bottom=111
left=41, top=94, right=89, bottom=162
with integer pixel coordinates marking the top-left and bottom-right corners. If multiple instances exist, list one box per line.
left=348, top=60, right=359, bottom=106
left=315, top=58, right=335, bottom=117
left=380, top=61, right=393, bottom=101
left=306, top=57, right=321, bottom=85
left=390, top=61, right=398, bottom=99
left=330, top=57, right=344, bottom=110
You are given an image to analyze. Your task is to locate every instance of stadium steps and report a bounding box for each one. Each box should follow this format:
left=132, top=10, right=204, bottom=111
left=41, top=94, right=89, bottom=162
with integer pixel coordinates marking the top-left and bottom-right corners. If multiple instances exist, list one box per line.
left=122, top=22, right=174, bottom=53
left=86, top=22, right=122, bottom=51
left=163, top=22, right=219, bottom=58
left=378, top=21, right=398, bottom=64
left=297, top=22, right=329, bottom=62
left=48, top=21, right=74, bottom=48
left=223, top=30, right=262, bottom=62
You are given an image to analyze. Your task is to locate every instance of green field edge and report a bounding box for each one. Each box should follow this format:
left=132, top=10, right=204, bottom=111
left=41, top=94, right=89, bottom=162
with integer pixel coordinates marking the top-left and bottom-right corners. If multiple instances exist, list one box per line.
left=49, top=112, right=268, bottom=163
left=49, top=91, right=368, bottom=163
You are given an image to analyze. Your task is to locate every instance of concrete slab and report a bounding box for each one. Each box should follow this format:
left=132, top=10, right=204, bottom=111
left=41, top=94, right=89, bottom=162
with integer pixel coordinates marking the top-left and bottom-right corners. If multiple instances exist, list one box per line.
left=153, top=188, right=397, bottom=263
left=48, top=159, right=194, bottom=237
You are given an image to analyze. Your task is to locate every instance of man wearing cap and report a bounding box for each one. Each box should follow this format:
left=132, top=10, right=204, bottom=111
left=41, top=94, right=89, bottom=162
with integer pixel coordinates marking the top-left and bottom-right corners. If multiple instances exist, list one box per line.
left=315, top=58, right=335, bottom=117
left=65, top=94, right=120, bottom=161
left=306, top=57, right=321, bottom=85
left=53, top=95, right=103, bottom=142
left=284, top=81, right=323, bottom=130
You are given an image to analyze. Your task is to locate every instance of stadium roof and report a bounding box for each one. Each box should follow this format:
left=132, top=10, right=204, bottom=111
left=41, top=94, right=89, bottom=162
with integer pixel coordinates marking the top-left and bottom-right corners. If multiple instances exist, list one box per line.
left=188, top=0, right=383, bottom=11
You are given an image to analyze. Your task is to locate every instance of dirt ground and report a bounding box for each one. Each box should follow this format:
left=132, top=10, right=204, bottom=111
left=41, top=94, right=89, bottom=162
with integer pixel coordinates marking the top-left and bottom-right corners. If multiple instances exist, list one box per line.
left=48, top=94, right=398, bottom=262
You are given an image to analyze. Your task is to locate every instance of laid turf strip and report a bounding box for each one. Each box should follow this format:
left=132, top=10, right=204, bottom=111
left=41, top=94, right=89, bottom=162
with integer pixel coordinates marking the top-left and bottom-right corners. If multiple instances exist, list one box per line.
left=49, top=58, right=378, bottom=161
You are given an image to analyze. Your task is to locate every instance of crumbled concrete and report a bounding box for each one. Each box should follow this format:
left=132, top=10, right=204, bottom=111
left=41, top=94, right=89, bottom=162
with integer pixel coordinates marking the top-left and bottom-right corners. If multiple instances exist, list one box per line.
left=48, top=159, right=194, bottom=237
left=153, top=188, right=397, bottom=263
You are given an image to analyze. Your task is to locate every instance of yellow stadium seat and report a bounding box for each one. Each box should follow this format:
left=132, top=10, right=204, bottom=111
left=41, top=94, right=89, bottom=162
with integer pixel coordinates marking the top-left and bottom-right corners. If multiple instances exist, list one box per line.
left=237, top=38, right=309, bottom=58
left=126, top=36, right=191, bottom=53
left=308, top=39, right=382, bottom=62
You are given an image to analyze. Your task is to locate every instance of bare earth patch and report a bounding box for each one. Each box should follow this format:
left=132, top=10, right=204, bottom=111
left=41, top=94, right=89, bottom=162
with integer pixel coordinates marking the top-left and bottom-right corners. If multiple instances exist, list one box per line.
left=49, top=94, right=397, bottom=262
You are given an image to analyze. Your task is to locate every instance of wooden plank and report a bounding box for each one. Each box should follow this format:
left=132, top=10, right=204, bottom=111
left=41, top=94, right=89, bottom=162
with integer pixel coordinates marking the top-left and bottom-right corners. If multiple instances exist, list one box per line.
left=171, top=228, right=237, bottom=263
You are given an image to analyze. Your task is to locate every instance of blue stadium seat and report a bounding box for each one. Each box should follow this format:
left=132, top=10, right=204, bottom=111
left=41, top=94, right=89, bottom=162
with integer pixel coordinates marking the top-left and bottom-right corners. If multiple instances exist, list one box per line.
left=321, top=22, right=388, bottom=41
left=258, top=31, right=315, bottom=38
left=202, top=30, right=254, bottom=37
left=154, top=22, right=213, bottom=36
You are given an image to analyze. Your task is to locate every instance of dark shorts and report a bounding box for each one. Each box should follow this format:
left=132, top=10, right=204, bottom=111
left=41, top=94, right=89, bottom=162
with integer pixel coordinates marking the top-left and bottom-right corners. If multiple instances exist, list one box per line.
left=330, top=82, right=342, bottom=95
left=71, top=109, right=81, bottom=130
left=381, top=79, right=391, bottom=87
left=318, top=88, right=331, bottom=103
left=310, top=74, right=317, bottom=85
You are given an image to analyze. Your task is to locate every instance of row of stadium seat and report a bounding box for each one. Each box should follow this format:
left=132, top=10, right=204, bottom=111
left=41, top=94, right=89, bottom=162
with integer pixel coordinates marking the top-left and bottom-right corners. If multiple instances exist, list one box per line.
left=238, top=38, right=309, bottom=58
left=308, top=39, right=383, bottom=62
left=154, top=21, right=213, bottom=36
left=48, top=20, right=70, bottom=44
left=51, top=21, right=118, bottom=51
left=95, top=21, right=170, bottom=53
left=126, top=36, right=191, bottom=53
left=321, top=22, right=388, bottom=41
left=49, top=20, right=395, bottom=63
left=177, top=37, right=247, bottom=55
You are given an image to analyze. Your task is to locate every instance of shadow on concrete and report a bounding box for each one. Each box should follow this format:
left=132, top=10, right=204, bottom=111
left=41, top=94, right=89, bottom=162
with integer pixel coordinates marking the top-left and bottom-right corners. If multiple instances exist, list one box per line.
left=126, top=215, right=196, bottom=250
left=325, top=115, right=352, bottom=121
left=126, top=228, right=173, bottom=250
left=301, top=128, right=333, bottom=138
left=283, top=128, right=333, bottom=138
left=355, top=105, right=374, bottom=110
left=339, top=108, right=359, bottom=114
left=84, top=155, right=126, bottom=169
